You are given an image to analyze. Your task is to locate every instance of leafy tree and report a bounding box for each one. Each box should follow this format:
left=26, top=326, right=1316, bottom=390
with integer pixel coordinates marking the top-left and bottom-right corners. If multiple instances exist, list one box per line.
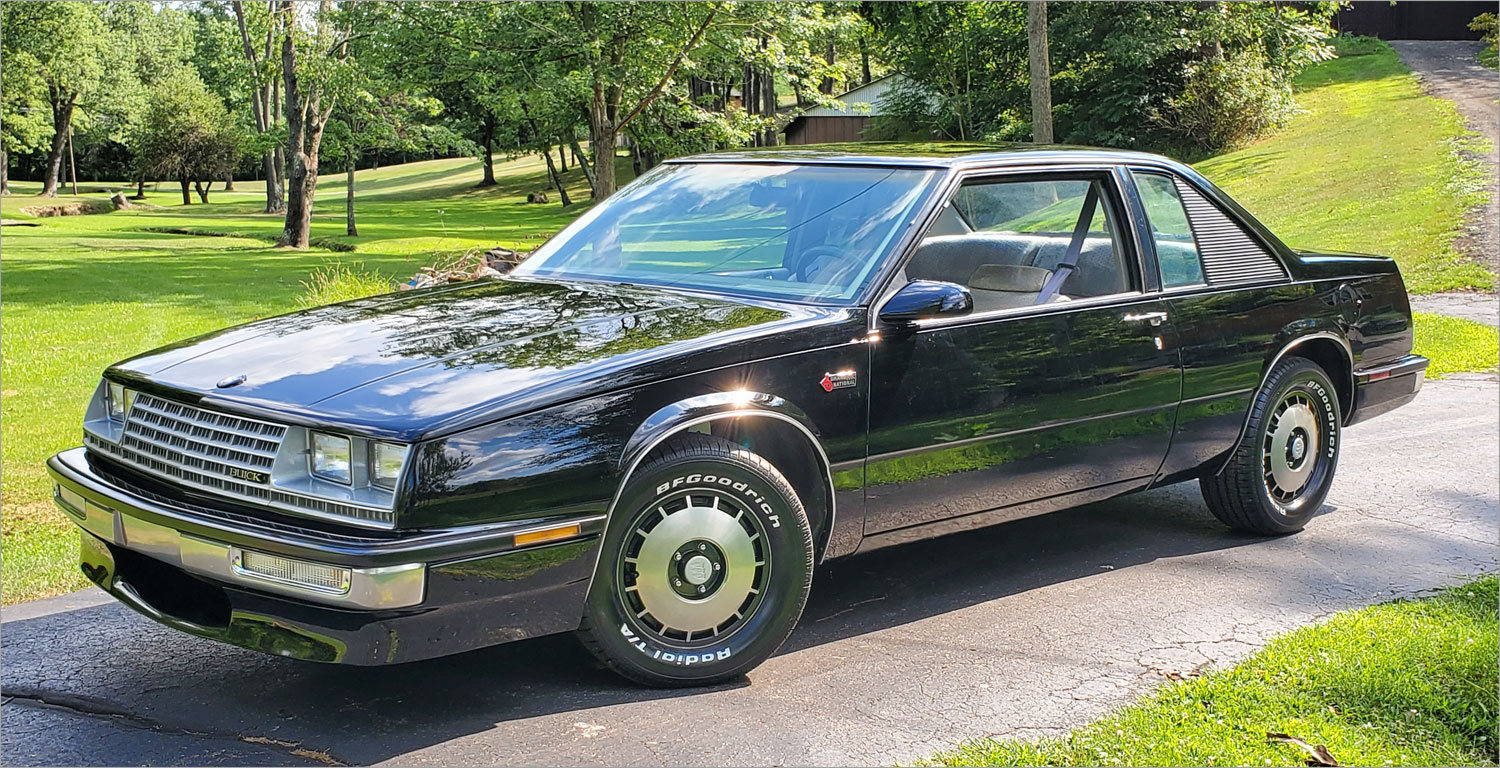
left=0, top=2, right=110, bottom=196
left=89, top=2, right=197, bottom=194
left=0, top=49, right=51, bottom=195
left=129, top=70, right=242, bottom=205
left=865, top=1, right=1337, bottom=154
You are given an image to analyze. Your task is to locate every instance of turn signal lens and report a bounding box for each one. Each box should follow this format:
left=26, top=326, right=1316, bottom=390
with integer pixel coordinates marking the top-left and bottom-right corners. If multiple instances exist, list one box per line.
left=514, top=524, right=581, bottom=547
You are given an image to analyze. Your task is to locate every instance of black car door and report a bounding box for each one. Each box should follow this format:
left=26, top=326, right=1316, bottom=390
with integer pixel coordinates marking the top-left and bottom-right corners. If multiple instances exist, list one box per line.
left=862, top=170, right=1181, bottom=535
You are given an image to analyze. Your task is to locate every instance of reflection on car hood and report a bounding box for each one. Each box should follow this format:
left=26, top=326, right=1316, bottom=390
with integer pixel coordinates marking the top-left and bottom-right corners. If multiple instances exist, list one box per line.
left=108, top=278, right=846, bottom=440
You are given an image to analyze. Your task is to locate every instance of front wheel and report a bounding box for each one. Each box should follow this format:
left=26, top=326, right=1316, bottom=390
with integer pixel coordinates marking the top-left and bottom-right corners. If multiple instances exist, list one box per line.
left=579, top=433, right=813, bottom=687
left=1201, top=356, right=1342, bottom=535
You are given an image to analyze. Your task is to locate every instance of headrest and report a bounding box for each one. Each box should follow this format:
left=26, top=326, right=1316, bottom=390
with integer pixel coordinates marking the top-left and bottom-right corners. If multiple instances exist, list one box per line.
left=969, top=264, right=1052, bottom=293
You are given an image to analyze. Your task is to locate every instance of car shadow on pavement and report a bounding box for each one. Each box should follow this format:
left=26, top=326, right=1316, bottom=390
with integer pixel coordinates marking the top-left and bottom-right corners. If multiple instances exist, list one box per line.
left=0, top=483, right=1356, bottom=767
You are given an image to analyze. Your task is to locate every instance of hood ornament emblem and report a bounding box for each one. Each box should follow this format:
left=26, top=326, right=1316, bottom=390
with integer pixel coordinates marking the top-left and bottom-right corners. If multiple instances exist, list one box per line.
left=216, top=374, right=248, bottom=389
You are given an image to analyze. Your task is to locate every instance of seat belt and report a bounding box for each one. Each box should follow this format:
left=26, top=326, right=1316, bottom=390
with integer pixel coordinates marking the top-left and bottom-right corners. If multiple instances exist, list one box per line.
left=1035, top=184, right=1100, bottom=304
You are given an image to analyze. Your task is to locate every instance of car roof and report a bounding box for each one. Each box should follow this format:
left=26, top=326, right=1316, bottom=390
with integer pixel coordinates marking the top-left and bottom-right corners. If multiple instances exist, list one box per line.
left=672, top=141, right=1187, bottom=172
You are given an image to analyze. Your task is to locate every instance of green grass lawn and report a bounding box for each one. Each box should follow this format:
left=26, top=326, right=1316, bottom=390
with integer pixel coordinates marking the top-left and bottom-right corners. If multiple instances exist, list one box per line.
left=927, top=577, right=1499, bottom=767
left=1, top=37, right=1495, bottom=605
left=1198, top=38, right=1494, bottom=294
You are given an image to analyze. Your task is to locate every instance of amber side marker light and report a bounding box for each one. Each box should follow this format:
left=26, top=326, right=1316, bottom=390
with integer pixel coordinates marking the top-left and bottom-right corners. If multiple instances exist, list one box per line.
left=514, top=523, right=582, bottom=547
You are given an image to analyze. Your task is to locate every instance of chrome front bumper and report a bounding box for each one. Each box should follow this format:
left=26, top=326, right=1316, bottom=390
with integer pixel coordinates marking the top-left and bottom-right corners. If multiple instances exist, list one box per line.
left=55, top=481, right=425, bottom=609
left=48, top=447, right=605, bottom=612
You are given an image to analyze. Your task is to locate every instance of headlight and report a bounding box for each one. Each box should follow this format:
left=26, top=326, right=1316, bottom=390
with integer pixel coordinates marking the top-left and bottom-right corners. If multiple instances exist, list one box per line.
left=370, top=442, right=408, bottom=489
left=107, top=383, right=134, bottom=422
left=310, top=432, right=352, bottom=484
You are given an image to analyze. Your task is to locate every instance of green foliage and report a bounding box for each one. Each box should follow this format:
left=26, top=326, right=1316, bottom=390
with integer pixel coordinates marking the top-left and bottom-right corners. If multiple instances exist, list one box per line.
left=1473, top=13, right=1499, bottom=69
left=866, top=2, right=1339, bottom=154
left=0, top=49, right=51, bottom=157
left=297, top=261, right=393, bottom=308
left=1157, top=49, right=1296, bottom=154
left=0, top=2, right=109, bottom=106
left=128, top=70, right=242, bottom=192
left=928, top=577, right=1500, bottom=767
left=1413, top=313, right=1500, bottom=378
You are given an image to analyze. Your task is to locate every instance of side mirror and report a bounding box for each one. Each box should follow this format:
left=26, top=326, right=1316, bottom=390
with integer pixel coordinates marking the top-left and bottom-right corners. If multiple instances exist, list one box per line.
left=878, top=280, right=973, bottom=325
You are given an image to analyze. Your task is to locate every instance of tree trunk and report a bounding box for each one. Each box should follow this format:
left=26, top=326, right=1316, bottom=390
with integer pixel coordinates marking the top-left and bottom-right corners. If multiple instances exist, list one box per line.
left=1027, top=1, right=1054, bottom=144
left=273, top=76, right=286, bottom=209
left=477, top=114, right=496, bottom=187
left=194, top=180, right=210, bottom=204
left=66, top=125, right=78, bottom=195
left=556, top=140, right=567, bottom=172
left=234, top=0, right=284, bottom=213
left=569, top=136, right=596, bottom=195
left=860, top=38, right=872, bottom=85
left=40, top=91, right=76, bottom=197
left=277, top=0, right=331, bottom=249
left=180, top=177, right=192, bottom=205
left=2, top=149, right=9, bottom=196
left=134, top=178, right=145, bottom=199
left=541, top=145, right=572, bottom=207
left=819, top=38, right=836, bottom=95
left=345, top=161, right=357, bottom=236
left=588, top=91, right=617, bottom=199
left=225, top=173, right=235, bottom=192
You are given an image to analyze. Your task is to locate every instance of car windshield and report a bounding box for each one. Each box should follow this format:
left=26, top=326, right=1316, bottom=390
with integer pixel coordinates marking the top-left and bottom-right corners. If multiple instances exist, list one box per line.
left=511, top=162, right=937, bottom=304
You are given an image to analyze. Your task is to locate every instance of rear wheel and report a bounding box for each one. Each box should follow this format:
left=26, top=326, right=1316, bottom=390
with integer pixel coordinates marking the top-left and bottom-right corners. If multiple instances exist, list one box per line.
left=1201, top=356, right=1341, bottom=535
left=579, top=433, right=813, bottom=687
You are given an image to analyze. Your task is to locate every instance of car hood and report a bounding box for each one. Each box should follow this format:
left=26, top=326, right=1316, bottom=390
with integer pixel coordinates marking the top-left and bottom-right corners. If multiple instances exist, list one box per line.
left=109, top=278, right=851, bottom=440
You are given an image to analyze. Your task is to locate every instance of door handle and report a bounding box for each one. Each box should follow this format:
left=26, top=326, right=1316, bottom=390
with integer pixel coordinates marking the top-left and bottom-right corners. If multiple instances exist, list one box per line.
left=1122, top=311, right=1168, bottom=327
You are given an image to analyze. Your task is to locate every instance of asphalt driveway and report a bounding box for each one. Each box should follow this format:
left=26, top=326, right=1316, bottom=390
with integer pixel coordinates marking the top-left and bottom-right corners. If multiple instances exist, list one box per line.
left=3, top=376, right=1496, bottom=767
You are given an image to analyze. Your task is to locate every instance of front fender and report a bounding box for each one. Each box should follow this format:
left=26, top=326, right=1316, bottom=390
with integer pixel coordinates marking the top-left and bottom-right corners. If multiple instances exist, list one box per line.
left=622, top=391, right=823, bottom=473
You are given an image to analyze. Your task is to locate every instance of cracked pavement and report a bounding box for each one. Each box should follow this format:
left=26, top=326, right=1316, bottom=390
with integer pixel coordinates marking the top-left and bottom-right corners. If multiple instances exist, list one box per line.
left=3, top=377, right=1496, bottom=766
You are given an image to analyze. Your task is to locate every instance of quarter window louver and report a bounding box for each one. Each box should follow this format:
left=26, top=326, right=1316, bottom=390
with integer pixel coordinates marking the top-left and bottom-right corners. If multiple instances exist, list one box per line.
left=1172, top=177, right=1288, bottom=285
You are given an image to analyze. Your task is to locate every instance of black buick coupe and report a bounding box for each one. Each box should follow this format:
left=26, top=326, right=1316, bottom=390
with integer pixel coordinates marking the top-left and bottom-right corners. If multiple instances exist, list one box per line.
left=50, top=145, right=1427, bottom=686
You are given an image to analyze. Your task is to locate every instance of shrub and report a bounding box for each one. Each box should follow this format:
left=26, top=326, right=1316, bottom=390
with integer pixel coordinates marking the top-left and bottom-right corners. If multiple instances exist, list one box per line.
left=296, top=261, right=391, bottom=308
left=1472, top=13, right=1498, bottom=68
left=1155, top=50, right=1297, bottom=153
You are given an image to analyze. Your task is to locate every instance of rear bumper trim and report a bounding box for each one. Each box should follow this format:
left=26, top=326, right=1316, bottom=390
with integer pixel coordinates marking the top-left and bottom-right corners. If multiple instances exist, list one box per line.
left=1348, top=354, right=1429, bottom=426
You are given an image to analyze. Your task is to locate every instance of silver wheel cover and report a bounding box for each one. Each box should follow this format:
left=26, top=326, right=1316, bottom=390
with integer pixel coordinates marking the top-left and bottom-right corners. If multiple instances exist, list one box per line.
left=626, top=494, right=765, bottom=637
left=1264, top=391, right=1320, bottom=501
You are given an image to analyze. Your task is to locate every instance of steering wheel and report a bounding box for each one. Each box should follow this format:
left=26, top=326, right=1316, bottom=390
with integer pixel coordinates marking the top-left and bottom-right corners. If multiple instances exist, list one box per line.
left=794, top=245, right=853, bottom=283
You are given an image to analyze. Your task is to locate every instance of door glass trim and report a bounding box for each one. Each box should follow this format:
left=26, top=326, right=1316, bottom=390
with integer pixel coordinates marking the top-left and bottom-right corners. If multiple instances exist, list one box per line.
left=912, top=290, right=1161, bottom=331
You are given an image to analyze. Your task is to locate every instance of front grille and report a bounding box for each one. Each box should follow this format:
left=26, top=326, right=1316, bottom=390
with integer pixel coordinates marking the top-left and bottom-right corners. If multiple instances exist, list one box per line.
left=86, top=394, right=395, bottom=528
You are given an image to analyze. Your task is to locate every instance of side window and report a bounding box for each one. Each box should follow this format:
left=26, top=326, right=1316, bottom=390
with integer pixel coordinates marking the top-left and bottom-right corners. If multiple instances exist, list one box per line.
left=906, top=177, right=1130, bottom=313
left=1132, top=171, right=1204, bottom=288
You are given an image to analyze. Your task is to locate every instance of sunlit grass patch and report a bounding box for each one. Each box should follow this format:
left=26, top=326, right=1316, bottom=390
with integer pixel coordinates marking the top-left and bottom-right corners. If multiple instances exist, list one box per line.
left=1413, top=311, right=1500, bottom=377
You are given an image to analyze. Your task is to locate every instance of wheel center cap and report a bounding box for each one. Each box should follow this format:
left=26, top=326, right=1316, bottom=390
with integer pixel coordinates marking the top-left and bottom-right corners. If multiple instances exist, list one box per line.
left=1291, top=435, right=1306, bottom=461
left=682, top=555, right=714, bottom=586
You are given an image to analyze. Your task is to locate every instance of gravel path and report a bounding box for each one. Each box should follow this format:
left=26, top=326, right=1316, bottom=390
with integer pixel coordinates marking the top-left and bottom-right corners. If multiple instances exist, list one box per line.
left=1410, top=291, right=1499, bottom=325
left=3, top=377, right=1495, bottom=767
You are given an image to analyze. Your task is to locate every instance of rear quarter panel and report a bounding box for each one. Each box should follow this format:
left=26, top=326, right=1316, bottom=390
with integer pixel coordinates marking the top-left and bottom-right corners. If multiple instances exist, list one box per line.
left=1156, top=253, right=1413, bottom=484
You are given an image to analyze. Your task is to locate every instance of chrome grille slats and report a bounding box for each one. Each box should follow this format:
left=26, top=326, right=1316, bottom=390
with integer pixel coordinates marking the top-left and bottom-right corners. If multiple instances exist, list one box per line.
left=84, top=395, right=396, bottom=529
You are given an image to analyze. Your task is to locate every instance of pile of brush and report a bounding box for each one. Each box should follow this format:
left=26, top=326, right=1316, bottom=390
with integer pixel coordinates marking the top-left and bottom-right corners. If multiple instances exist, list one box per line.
left=401, top=247, right=527, bottom=290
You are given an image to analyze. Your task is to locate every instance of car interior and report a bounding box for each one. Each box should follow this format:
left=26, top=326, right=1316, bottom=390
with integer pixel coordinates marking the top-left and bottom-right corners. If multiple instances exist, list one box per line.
left=897, top=179, right=1131, bottom=313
